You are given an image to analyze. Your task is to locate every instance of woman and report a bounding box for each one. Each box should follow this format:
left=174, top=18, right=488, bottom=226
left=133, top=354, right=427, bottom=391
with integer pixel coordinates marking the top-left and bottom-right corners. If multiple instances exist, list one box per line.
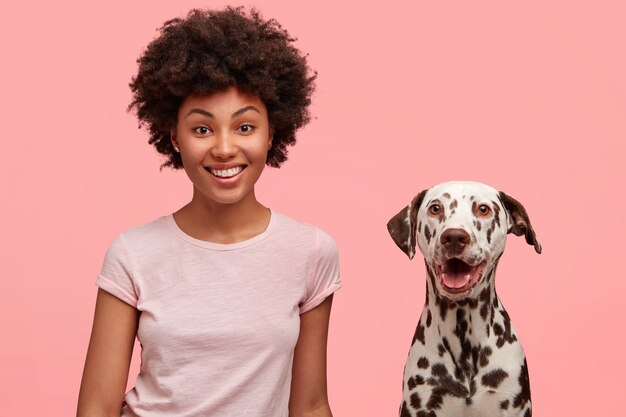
left=77, top=7, right=341, bottom=417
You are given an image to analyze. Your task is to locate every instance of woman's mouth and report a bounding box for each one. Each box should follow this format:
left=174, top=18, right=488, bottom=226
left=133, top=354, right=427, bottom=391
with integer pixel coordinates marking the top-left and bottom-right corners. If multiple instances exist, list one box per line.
left=205, top=165, right=246, bottom=179
left=436, top=258, right=486, bottom=294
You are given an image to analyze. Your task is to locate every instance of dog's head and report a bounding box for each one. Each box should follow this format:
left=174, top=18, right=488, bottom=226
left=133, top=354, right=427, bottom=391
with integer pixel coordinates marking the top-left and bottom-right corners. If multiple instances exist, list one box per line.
left=387, top=181, right=541, bottom=300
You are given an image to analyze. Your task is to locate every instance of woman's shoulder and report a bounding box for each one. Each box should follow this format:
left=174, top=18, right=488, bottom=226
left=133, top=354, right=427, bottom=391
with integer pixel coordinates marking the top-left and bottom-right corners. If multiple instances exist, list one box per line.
left=107, top=214, right=172, bottom=248
left=272, top=210, right=338, bottom=248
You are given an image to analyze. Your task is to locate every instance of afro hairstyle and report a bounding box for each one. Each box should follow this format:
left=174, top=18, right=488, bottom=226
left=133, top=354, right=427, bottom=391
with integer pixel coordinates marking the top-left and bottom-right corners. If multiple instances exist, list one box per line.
left=127, top=6, right=316, bottom=170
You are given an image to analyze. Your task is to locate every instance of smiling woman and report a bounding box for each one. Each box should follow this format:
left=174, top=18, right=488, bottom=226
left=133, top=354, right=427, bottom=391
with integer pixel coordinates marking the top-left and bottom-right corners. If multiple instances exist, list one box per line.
left=76, top=6, right=341, bottom=417
left=171, top=89, right=273, bottom=211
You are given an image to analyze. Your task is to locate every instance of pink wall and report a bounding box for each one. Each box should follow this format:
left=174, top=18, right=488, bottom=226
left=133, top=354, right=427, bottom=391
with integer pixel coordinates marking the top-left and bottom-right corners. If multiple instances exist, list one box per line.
left=1, top=0, right=624, bottom=415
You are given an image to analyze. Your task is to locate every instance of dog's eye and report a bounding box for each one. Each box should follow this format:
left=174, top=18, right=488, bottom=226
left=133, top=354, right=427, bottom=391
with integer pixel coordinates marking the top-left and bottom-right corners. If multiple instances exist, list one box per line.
left=428, top=204, right=442, bottom=215
left=477, top=204, right=491, bottom=216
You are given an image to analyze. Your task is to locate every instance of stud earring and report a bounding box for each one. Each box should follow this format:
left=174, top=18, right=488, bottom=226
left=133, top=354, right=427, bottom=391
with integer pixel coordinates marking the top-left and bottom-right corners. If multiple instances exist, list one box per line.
left=174, top=146, right=180, bottom=153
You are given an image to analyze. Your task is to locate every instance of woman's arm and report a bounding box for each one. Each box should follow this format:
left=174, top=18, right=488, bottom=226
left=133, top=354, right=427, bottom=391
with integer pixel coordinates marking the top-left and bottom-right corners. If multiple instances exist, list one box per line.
left=289, top=294, right=334, bottom=417
left=77, top=288, right=140, bottom=417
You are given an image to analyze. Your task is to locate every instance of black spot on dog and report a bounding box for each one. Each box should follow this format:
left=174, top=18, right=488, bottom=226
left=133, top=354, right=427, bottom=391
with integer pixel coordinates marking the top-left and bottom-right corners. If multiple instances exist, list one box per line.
left=440, top=337, right=460, bottom=371
left=480, top=303, right=489, bottom=321
left=438, top=375, right=470, bottom=398
left=524, top=409, right=531, bottom=417
left=454, top=366, right=465, bottom=381
left=449, top=199, right=458, bottom=210
left=418, top=357, right=430, bottom=369
left=413, top=375, right=425, bottom=385
left=431, top=363, right=448, bottom=377
left=479, top=346, right=493, bottom=367
left=479, top=287, right=492, bottom=320
left=410, top=392, right=422, bottom=409
left=486, top=218, right=497, bottom=243
left=418, top=221, right=422, bottom=233
left=481, top=369, right=509, bottom=388
left=475, top=220, right=481, bottom=231
left=412, top=322, right=426, bottom=346
left=426, top=262, right=440, bottom=300
left=513, top=359, right=531, bottom=409
left=407, top=376, right=417, bottom=390
left=501, top=400, right=510, bottom=409
left=426, top=310, right=432, bottom=327
left=426, top=387, right=445, bottom=409
left=438, top=343, right=446, bottom=357
left=494, top=311, right=518, bottom=348
left=425, top=225, right=432, bottom=243
left=502, top=309, right=512, bottom=326
left=400, top=401, right=411, bottom=417
left=491, top=200, right=501, bottom=227
left=439, top=301, right=448, bottom=321
left=417, top=411, right=436, bottom=417
left=455, top=308, right=468, bottom=340
left=442, top=192, right=451, bottom=199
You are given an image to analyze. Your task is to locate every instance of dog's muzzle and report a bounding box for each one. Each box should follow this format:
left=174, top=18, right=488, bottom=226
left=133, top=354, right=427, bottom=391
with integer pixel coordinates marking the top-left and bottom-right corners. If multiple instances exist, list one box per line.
left=435, top=258, right=486, bottom=294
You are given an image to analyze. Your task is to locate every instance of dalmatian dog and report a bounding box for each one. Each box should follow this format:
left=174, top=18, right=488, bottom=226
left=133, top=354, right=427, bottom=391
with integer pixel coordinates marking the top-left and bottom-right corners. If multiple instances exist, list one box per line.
left=387, top=181, right=541, bottom=417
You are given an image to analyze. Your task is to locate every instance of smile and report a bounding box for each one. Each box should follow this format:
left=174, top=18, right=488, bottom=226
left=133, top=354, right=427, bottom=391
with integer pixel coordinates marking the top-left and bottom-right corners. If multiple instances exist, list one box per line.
left=206, top=166, right=246, bottom=178
left=435, top=258, right=486, bottom=294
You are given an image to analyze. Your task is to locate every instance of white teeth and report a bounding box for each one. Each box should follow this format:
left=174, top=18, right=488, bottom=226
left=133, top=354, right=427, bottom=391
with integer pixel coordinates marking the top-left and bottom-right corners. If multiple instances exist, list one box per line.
left=210, top=166, right=244, bottom=178
left=465, top=274, right=471, bottom=283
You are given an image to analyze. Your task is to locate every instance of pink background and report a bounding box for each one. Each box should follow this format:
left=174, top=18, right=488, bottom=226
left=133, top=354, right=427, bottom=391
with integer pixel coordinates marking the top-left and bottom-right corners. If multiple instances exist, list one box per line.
left=1, top=0, right=624, bottom=415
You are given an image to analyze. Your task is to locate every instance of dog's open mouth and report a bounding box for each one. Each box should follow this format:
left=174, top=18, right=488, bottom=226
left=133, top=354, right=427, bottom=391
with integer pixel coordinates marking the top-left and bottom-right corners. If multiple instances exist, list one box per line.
left=437, top=258, right=486, bottom=294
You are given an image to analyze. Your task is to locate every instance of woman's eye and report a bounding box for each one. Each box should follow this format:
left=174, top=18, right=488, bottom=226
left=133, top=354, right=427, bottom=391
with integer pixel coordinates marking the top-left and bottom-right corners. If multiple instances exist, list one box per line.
left=237, top=124, right=254, bottom=134
left=428, top=204, right=441, bottom=215
left=193, top=126, right=210, bottom=135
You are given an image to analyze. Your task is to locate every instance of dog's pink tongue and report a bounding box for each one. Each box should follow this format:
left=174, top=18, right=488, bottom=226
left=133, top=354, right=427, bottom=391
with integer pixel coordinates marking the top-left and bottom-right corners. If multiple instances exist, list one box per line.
left=442, top=272, right=467, bottom=289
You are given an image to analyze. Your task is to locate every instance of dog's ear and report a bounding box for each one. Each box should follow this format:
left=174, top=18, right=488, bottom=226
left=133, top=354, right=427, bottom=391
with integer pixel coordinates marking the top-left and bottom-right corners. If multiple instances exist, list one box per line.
left=387, top=190, right=427, bottom=259
left=499, top=191, right=542, bottom=254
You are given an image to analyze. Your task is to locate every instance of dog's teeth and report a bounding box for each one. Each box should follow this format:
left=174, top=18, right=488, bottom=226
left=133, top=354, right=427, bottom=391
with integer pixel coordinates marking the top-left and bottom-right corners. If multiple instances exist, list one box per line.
left=465, top=274, right=471, bottom=283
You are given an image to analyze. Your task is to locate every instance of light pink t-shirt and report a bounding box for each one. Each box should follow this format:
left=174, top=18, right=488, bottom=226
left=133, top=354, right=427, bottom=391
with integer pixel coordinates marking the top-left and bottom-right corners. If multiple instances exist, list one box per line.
left=95, top=210, right=341, bottom=417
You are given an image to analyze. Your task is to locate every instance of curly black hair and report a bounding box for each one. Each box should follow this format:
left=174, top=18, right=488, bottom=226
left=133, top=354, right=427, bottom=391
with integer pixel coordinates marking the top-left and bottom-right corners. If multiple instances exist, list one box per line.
left=127, top=6, right=316, bottom=170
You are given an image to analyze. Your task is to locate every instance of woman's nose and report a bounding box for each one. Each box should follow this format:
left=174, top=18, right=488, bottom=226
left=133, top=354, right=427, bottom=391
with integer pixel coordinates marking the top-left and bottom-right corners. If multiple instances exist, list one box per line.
left=210, top=133, right=238, bottom=159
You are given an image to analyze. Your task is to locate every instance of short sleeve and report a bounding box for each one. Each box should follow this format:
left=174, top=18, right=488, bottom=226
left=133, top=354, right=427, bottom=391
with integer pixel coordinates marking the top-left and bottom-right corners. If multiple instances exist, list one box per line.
left=95, top=233, right=139, bottom=308
left=299, top=229, right=341, bottom=314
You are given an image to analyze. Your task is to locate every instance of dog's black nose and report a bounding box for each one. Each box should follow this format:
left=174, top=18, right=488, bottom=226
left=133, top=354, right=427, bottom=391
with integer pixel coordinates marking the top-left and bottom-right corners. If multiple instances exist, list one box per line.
left=440, top=228, right=470, bottom=254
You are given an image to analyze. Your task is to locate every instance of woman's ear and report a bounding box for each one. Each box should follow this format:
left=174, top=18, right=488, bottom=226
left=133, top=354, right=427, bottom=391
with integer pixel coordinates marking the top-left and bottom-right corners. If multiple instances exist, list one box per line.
left=268, top=128, right=274, bottom=150
left=170, top=128, right=180, bottom=152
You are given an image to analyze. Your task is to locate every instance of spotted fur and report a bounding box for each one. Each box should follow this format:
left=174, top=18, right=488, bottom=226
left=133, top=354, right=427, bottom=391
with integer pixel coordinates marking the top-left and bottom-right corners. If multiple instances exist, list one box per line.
left=387, top=181, right=541, bottom=417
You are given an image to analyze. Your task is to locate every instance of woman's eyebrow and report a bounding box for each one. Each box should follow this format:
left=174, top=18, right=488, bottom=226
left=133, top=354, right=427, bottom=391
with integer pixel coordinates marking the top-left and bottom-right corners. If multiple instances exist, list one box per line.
left=232, top=105, right=261, bottom=117
left=185, top=109, right=214, bottom=119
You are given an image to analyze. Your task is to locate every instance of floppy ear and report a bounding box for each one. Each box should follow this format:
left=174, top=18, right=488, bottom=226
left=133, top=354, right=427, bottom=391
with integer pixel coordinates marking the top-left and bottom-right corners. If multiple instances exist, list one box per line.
left=387, top=190, right=427, bottom=259
left=499, top=191, right=542, bottom=254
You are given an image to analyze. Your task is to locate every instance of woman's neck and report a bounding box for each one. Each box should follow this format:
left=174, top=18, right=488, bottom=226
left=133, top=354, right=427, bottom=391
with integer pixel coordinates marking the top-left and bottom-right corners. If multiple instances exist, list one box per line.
left=173, top=188, right=271, bottom=244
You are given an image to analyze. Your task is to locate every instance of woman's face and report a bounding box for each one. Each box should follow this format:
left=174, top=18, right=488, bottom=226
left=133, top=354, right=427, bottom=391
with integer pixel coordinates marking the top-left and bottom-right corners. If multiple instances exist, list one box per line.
left=171, top=87, right=272, bottom=207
